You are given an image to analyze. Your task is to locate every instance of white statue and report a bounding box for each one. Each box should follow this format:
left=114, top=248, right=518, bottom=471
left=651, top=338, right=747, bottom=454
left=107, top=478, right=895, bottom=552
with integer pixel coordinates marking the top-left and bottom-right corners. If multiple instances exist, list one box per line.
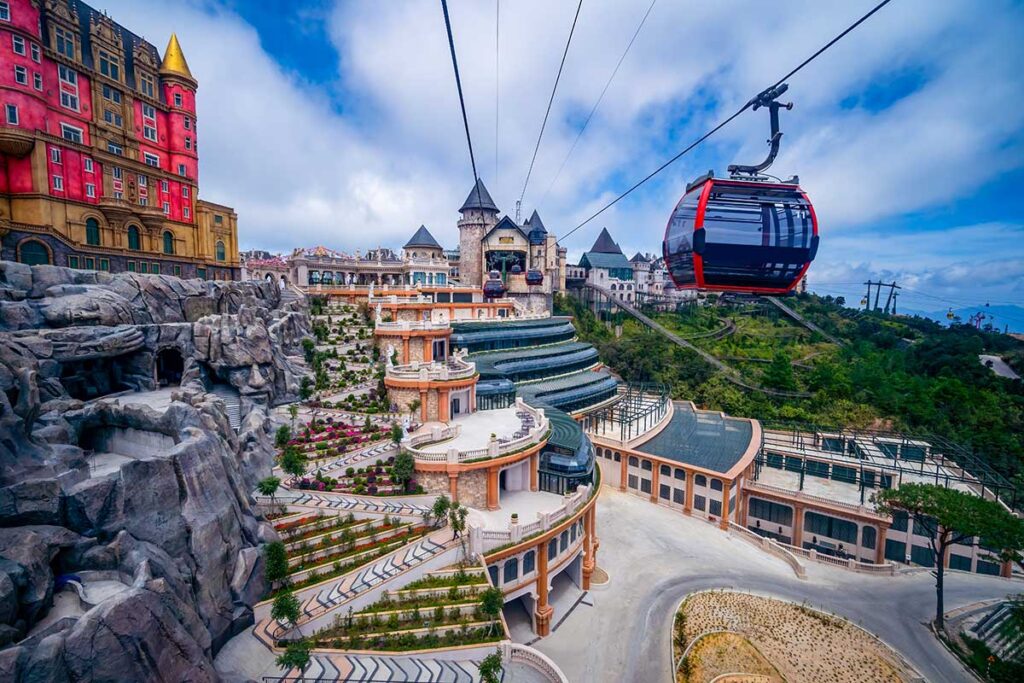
left=375, top=302, right=383, bottom=321
left=385, top=343, right=395, bottom=366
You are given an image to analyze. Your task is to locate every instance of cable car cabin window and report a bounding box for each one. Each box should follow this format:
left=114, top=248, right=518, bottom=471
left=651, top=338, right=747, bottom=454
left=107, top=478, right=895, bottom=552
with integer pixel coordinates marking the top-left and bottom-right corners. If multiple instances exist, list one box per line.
left=664, top=187, right=702, bottom=287
left=699, top=183, right=814, bottom=290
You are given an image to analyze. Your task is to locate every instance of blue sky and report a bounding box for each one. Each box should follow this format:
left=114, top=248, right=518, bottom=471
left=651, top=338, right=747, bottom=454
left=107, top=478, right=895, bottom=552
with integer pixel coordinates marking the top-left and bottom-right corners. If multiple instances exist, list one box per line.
left=100, top=0, right=1024, bottom=310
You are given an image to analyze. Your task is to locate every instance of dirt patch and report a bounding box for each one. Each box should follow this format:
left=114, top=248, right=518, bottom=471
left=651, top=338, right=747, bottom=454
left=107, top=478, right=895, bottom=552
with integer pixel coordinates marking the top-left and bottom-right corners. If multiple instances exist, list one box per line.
left=680, top=631, right=782, bottom=683
left=673, top=591, right=915, bottom=683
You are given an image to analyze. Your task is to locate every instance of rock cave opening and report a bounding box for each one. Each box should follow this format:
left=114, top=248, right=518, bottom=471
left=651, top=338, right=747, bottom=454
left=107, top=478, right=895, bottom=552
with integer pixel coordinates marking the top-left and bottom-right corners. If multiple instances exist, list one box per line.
left=58, top=352, right=149, bottom=401
left=156, top=348, right=185, bottom=387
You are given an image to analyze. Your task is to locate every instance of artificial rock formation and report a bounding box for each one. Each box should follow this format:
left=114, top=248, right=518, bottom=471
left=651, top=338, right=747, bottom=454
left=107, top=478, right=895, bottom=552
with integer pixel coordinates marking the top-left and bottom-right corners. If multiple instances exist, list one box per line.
left=0, top=262, right=309, bottom=682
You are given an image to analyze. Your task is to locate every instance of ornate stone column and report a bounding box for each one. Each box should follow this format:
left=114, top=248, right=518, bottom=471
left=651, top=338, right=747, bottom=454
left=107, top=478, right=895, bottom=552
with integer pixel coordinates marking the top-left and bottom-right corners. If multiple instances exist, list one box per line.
left=486, top=466, right=500, bottom=511
left=650, top=460, right=660, bottom=503
left=719, top=482, right=731, bottom=530
left=582, top=506, right=595, bottom=590
left=618, top=452, right=627, bottom=492
left=793, top=503, right=805, bottom=548
left=684, top=468, right=694, bottom=515
left=529, top=453, right=539, bottom=491
left=448, top=472, right=459, bottom=500
left=875, top=524, right=887, bottom=565
left=535, top=539, right=553, bottom=636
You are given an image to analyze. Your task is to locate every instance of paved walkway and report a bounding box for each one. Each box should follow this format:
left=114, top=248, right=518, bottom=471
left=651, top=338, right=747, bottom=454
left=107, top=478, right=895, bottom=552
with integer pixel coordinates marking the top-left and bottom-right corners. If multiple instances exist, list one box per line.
left=529, top=486, right=1019, bottom=683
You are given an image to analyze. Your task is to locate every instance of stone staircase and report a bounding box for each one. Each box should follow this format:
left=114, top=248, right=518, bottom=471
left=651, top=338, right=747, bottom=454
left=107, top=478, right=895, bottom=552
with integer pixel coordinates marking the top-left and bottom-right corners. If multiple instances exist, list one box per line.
left=272, top=491, right=430, bottom=517
left=270, top=653, right=482, bottom=682
left=209, top=382, right=242, bottom=430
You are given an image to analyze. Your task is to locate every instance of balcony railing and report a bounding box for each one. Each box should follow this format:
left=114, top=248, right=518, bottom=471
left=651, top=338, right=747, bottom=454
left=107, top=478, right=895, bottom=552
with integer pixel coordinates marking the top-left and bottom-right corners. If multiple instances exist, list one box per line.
left=471, top=483, right=593, bottom=554
left=403, top=401, right=549, bottom=464
left=374, top=319, right=451, bottom=332
left=370, top=294, right=433, bottom=305
left=385, top=355, right=476, bottom=381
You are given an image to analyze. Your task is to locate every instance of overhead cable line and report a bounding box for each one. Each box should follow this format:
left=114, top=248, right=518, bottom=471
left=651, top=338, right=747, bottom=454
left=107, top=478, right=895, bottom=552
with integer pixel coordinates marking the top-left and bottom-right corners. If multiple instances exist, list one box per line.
left=441, top=0, right=482, bottom=206
left=560, top=0, right=895, bottom=243
left=538, top=0, right=657, bottom=209
left=495, top=0, right=500, bottom=186
left=518, top=0, right=584, bottom=218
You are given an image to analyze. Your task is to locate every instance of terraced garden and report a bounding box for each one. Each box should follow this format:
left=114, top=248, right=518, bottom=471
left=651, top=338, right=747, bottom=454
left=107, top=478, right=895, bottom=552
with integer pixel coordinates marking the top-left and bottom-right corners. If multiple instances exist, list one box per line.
left=311, top=566, right=505, bottom=652
left=267, top=513, right=432, bottom=597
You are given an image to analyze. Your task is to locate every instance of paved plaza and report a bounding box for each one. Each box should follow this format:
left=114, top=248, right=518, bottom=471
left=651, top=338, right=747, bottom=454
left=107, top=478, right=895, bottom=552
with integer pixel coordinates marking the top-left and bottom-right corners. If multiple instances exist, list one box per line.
left=468, top=490, right=569, bottom=531
left=418, top=407, right=523, bottom=453
left=526, top=485, right=1020, bottom=683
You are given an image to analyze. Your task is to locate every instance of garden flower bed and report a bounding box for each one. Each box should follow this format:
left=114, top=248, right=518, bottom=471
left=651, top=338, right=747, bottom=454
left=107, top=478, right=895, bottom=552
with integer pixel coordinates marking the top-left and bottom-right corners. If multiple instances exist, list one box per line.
left=311, top=579, right=504, bottom=652
left=288, top=524, right=427, bottom=574
left=287, top=520, right=409, bottom=567
left=268, top=528, right=432, bottom=597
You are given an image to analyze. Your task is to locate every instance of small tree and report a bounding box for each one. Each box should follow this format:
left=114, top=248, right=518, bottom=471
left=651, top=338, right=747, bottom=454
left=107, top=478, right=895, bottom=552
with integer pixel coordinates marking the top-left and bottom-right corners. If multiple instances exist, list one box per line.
left=288, top=403, right=299, bottom=431
left=408, top=397, right=422, bottom=419
left=299, top=376, right=313, bottom=400
left=275, top=425, right=291, bottom=448
left=875, top=483, right=1024, bottom=630
left=390, top=422, right=404, bottom=445
left=280, top=446, right=307, bottom=481
left=449, top=502, right=468, bottom=540
left=275, top=639, right=311, bottom=676
left=257, top=476, right=281, bottom=505
left=264, top=541, right=289, bottom=585
left=477, top=649, right=503, bottom=683
left=431, top=495, right=451, bottom=529
left=392, top=451, right=415, bottom=493
left=480, top=587, right=504, bottom=636
left=271, top=589, right=301, bottom=627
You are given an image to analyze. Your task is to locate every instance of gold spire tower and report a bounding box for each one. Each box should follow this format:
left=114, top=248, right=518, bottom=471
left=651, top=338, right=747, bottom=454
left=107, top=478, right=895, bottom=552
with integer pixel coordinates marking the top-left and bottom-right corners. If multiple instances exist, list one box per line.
left=159, top=33, right=196, bottom=86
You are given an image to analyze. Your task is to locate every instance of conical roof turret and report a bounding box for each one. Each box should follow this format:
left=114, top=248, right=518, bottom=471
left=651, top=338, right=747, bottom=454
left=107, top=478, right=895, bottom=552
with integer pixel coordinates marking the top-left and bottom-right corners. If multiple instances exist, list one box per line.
left=160, top=33, right=196, bottom=85
left=459, top=178, right=499, bottom=213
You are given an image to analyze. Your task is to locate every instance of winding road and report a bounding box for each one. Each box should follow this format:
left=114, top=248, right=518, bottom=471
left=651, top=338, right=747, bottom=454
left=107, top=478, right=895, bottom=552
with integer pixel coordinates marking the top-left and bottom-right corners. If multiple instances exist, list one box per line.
left=529, top=486, right=1016, bottom=683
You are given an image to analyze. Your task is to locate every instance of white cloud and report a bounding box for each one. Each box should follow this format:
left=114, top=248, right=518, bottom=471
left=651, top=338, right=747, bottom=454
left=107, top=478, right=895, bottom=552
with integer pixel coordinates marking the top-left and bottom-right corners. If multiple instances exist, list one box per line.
left=97, top=0, right=1024, bottom=304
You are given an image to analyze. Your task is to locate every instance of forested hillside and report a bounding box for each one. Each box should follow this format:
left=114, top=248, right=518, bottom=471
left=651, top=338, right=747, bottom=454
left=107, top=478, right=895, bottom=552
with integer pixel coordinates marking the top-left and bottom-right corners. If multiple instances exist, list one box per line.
left=556, top=292, right=1024, bottom=482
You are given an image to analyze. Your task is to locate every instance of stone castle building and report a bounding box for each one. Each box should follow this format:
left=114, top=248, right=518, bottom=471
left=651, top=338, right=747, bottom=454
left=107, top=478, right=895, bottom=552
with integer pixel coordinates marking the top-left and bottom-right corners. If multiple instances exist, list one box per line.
left=0, top=0, right=239, bottom=279
left=457, top=178, right=566, bottom=294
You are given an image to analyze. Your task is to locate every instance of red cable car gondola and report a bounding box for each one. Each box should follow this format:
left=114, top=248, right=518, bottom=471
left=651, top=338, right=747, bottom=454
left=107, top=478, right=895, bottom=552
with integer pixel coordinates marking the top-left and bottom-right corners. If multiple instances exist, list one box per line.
left=663, top=84, right=819, bottom=294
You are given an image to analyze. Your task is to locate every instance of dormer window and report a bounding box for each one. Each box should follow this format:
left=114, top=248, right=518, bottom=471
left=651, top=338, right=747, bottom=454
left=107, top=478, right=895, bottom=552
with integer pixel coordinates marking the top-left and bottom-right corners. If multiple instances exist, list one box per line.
left=99, top=51, right=120, bottom=81
left=139, top=72, right=155, bottom=98
left=55, top=27, right=75, bottom=59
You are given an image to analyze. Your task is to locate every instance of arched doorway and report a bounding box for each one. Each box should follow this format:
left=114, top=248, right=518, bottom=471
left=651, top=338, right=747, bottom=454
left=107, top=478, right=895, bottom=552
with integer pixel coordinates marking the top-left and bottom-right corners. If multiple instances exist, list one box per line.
left=17, top=239, right=51, bottom=266
left=156, top=348, right=184, bottom=387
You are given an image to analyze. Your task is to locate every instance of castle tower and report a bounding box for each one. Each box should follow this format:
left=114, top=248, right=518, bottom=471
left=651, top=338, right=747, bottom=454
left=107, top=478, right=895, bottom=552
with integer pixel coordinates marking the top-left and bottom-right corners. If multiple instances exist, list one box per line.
left=457, top=178, right=499, bottom=287
left=160, top=34, right=199, bottom=188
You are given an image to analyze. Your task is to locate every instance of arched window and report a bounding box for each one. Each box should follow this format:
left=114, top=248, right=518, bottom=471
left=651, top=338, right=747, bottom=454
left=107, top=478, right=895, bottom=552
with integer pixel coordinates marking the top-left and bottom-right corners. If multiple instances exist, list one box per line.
left=548, top=538, right=558, bottom=561
left=503, top=558, right=518, bottom=583
left=17, top=239, right=50, bottom=266
left=695, top=474, right=707, bottom=487
left=215, top=240, right=225, bottom=261
left=628, top=456, right=638, bottom=467
left=127, top=225, right=141, bottom=250
left=710, top=478, right=723, bottom=491
left=85, top=217, right=101, bottom=246
left=162, top=231, right=174, bottom=254
left=522, top=550, right=536, bottom=574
